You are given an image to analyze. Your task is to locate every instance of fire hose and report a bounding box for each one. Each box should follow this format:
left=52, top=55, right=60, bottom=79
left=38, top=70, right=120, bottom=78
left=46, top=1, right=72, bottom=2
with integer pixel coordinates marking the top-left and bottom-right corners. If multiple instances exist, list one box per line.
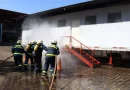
left=0, top=55, right=13, bottom=64
left=49, top=56, right=57, bottom=90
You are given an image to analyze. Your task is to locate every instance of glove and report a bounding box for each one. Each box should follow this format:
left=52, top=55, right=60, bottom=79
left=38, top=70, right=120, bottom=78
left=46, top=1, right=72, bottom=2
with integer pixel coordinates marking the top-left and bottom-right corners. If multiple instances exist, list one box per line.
left=32, top=51, right=36, bottom=56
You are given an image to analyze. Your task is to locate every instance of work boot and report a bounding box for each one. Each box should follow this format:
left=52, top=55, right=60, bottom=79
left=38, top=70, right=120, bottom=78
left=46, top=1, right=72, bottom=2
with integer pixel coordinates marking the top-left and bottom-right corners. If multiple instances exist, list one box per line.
left=38, top=68, right=42, bottom=73
left=42, top=71, right=47, bottom=76
left=15, top=66, right=18, bottom=71
left=50, top=70, right=53, bottom=74
left=34, top=67, right=37, bottom=73
left=19, top=66, right=23, bottom=72
left=36, top=69, right=39, bottom=73
left=36, top=69, right=42, bottom=73
left=24, top=64, right=28, bottom=71
left=31, top=64, right=35, bottom=71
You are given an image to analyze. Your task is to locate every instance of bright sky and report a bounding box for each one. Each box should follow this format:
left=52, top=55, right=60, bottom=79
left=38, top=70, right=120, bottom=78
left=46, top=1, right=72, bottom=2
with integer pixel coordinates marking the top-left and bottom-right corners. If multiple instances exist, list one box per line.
left=0, top=0, right=90, bottom=14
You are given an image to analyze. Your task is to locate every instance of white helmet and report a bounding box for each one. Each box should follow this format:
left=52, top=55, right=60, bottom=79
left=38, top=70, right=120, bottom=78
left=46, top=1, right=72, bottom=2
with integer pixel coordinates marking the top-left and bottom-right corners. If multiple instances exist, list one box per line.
left=51, top=40, right=57, bottom=45
left=17, top=40, right=21, bottom=44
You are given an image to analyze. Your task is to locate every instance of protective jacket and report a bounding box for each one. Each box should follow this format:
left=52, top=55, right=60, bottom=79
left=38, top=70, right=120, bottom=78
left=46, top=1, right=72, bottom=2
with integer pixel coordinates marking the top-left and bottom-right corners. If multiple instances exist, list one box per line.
left=46, top=44, right=60, bottom=56
left=12, top=43, right=25, bottom=56
left=34, top=43, right=47, bottom=56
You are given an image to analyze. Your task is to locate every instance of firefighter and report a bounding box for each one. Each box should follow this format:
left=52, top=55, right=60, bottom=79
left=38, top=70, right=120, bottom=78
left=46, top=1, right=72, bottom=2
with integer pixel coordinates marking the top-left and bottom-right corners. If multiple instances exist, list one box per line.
left=31, top=41, right=37, bottom=62
left=33, top=40, right=47, bottom=73
left=42, top=40, right=60, bottom=77
left=12, top=40, right=25, bottom=71
left=24, top=41, right=36, bottom=71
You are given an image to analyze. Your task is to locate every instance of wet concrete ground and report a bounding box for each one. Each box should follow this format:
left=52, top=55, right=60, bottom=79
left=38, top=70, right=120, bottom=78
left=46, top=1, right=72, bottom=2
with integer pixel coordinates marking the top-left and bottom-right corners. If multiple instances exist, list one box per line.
left=0, top=47, right=130, bottom=90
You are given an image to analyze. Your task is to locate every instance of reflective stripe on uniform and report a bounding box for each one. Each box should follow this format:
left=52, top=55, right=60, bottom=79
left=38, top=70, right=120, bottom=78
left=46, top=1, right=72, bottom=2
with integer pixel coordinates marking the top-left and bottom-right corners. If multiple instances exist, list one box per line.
left=14, top=53, right=23, bottom=55
left=42, top=71, right=47, bottom=73
left=19, top=64, right=22, bottom=66
left=48, top=45, right=57, bottom=49
left=27, top=52, right=32, bottom=55
left=46, top=54, right=55, bottom=56
left=14, top=47, right=22, bottom=49
left=14, top=45, right=22, bottom=48
left=50, top=70, right=53, bottom=72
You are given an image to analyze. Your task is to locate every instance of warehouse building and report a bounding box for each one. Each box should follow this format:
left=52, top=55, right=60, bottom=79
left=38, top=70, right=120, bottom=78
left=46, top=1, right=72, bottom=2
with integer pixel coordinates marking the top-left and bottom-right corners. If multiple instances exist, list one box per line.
left=22, top=0, right=130, bottom=67
left=23, top=0, right=130, bottom=51
left=0, top=9, right=28, bottom=44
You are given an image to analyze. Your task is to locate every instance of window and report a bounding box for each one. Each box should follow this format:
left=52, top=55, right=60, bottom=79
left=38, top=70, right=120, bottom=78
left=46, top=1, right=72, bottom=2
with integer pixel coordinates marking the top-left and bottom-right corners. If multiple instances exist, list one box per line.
left=58, top=20, right=66, bottom=27
left=85, top=16, right=96, bottom=25
left=107, top=12, right=122, bottom=23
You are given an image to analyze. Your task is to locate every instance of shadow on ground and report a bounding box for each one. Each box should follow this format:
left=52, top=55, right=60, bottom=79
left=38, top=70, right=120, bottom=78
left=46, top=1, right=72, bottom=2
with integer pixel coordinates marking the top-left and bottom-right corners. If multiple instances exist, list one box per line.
left=0, top=60, right=15, bottom=75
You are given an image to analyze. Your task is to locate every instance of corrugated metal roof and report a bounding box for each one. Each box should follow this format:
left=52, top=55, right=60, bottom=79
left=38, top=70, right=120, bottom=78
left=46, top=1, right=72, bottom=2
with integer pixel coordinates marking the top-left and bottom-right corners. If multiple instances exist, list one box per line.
left=30, top=0, right=130, bottom=18
left=0, top=9, right=28, bottom=23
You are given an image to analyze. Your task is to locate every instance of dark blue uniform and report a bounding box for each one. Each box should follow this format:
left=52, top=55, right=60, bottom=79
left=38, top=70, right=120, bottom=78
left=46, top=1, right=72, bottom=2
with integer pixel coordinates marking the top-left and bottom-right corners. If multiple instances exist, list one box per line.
left=31, top=43, right=37, bottom=61
left=24, top=43, right=34, bottom=70
left=12, top=43, right=25, bottom=70
left=43, top=44, right=60, bottom=75
left=34, top=43, right=47, bottom=72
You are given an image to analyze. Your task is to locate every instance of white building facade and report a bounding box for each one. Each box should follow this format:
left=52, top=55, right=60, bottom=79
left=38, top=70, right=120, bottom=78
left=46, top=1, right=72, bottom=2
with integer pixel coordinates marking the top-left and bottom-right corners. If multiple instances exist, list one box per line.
left=23, top=0, right=130, bottom=51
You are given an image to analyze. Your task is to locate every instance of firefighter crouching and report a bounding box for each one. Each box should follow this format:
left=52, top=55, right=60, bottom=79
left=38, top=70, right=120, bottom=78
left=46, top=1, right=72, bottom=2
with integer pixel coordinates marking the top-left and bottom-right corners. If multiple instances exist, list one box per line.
left=24, top=41, right=36, bottom=71
left=42, top=40, right=60, bottom=77
left=33, top=40, right=47, bottom=73
left=12, top=40, right=25, bottom=71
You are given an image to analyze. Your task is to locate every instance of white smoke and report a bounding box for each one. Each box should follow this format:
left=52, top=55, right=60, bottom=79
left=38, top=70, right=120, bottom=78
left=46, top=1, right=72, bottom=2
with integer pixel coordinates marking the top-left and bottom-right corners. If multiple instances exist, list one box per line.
left=22, top=23, right=70, bottom=47
left=22, top=16, right=71, bottom=60
left=21, top=14, right=86, bottom=73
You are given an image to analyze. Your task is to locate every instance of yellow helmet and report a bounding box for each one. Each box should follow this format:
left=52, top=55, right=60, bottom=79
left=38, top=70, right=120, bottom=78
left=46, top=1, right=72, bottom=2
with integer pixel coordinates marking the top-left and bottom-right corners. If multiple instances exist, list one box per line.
left=37, top=40, right=43, bottom=44
left=32, top=40, right=37, bottom=44
left=28, top=41, right=33, bottom=44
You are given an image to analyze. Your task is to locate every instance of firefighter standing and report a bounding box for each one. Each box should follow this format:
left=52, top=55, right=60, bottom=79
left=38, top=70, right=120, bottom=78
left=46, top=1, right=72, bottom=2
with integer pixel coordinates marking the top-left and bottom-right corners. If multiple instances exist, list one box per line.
left=31, top=41, right=37, bottom=63
left=12, top=40, right=25, bottom=71
left=33, top=40, right=47, bottom=73
left=42, top=41, right=60, bottom=76
left=24, top=41, right=36, bottom=70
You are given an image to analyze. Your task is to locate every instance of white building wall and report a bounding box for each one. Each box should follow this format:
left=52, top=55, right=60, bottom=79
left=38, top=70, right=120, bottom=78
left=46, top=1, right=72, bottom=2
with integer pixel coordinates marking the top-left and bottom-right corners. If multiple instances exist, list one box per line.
left=43, top=4, right=130, bottom=51
left=49, top=4, right=130, bottom=25
left=22, top=4, right=130, bottom=51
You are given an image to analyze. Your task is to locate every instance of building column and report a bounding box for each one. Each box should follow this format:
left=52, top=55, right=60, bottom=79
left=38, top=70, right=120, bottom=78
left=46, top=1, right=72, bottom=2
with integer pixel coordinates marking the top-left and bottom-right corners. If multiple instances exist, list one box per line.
left=0, top=23, right=2, bottom=42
